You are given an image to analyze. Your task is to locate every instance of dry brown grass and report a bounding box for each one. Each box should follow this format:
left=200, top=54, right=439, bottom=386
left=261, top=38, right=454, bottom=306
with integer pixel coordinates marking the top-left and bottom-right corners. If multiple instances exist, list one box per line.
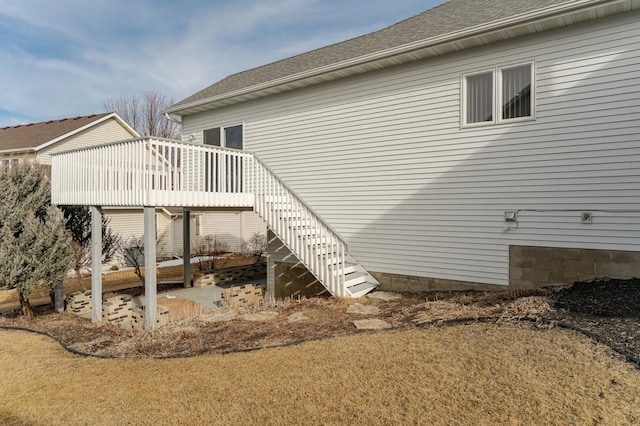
left=1, top=323, right=639, bottom=425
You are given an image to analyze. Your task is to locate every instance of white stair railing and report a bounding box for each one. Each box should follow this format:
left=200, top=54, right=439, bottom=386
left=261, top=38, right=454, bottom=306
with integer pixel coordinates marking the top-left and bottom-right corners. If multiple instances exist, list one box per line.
left=252, top=158, right=349, bottom=297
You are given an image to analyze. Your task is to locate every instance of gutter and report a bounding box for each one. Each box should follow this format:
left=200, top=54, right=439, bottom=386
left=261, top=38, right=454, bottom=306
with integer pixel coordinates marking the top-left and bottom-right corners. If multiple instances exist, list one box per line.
left=164, top=0, right=618, bottom=115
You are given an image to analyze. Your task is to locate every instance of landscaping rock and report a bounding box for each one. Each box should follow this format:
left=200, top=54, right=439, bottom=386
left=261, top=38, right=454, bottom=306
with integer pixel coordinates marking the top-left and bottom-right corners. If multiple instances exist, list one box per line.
left=287, top=312, right=309, bottom=323
left=346, top=303, right=381, bottom=315
left=203, top=310, right=238, bottom=323
left=241, top=311, right=279, bottom=322
left=353, top=319, right=392, bottom=330
left=367, top=291, right=402, bottom=302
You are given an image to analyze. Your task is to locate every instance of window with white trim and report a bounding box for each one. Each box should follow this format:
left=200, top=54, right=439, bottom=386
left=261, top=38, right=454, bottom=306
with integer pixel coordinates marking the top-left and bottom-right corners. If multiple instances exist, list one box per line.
left=463, top=62, right=533, bottom=127
left=203, top=123, right=243, bottom=149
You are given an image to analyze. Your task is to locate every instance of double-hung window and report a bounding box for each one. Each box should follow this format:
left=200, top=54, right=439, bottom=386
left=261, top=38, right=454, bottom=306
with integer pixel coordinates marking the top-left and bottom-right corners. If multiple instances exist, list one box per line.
left=463, top=62, right=534, bottom=127
left=203, top=123, right=243, bottom=149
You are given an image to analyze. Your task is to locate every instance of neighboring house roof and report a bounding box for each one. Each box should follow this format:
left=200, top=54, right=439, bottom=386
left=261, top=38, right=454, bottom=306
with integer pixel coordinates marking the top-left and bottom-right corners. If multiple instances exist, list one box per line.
left=0, top=112, right=138, bottom=153
left=167, top=0, right=629, bottom=115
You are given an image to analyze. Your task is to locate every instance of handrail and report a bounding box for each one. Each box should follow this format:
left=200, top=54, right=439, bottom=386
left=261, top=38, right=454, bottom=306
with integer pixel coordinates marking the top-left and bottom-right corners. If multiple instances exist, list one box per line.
left=251, top=156, right=347, bottom=296
left=251, top=152, right=349, bottom=251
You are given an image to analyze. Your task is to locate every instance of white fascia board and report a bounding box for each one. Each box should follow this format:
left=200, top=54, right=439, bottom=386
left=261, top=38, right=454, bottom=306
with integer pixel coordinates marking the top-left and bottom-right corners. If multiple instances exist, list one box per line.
left=34, top=112, right=140, bottom=152
left=111, top=113, right=141, bottom=138
left=0, top=147, right=35, bottom=154
left=165, top=0, right=619, bottom=115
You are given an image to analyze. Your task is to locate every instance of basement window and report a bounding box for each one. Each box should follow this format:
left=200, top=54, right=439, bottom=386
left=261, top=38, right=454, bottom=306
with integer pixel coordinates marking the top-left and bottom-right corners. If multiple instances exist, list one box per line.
left=463, top=62, right=534, bottom=127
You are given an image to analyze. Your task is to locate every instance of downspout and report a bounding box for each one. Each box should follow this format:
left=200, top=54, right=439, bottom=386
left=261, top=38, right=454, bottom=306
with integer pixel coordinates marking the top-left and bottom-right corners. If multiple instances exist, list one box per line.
left=164, top=113, right=182, bottom=125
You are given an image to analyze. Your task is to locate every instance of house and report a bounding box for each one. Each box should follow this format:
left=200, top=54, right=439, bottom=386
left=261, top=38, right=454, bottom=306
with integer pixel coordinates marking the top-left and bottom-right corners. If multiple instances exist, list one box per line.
left=52, top=0, right=640, bottom=327
left=0, top=113, right=137, bottom=166
left=1, top=114, right=265, bottom=265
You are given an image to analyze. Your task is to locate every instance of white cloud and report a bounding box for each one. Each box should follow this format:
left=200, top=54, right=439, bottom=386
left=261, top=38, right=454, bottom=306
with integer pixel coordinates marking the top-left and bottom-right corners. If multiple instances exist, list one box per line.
left=0, top=0, right=442, bottom=126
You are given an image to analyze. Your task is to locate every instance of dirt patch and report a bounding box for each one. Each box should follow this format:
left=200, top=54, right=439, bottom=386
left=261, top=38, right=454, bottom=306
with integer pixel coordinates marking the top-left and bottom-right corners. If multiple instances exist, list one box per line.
left=157, top=296, right=203, bottom=322
left=1, top=278, right=638, bottom=363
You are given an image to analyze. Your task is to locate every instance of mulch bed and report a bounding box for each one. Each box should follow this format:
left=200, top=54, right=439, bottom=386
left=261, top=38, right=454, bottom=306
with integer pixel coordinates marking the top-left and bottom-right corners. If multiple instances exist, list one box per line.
left=545, top=277, right=640, bottom=364
left=1, top=278, right=639, bottom=364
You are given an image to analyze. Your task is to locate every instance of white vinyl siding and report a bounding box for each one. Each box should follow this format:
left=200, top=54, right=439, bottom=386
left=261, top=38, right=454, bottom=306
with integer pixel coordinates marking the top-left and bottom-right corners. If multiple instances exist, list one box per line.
left=196, top=211, right=266, bottom=251
left=182, top=10, right=640, bottom=286
left=104, top=209, right=174, bottom=262
left=37, top=118, right=135, bottom=165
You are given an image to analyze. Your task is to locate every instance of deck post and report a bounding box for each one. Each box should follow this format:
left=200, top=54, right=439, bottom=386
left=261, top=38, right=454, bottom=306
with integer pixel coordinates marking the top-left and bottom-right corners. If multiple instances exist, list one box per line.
left=90, top=206, right=103, bottom=323
left=183, top=209, right=191, bottom=288
left=144, top=207, right=157, bottom=329
left=53, top=280, right=64, bottom=312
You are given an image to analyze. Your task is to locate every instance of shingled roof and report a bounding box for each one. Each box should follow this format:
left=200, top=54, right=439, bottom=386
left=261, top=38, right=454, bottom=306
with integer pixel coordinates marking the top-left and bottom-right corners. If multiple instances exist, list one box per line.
left=169, top=0, right=573, bottom=113
left=0, top=113, right=113, bottom=152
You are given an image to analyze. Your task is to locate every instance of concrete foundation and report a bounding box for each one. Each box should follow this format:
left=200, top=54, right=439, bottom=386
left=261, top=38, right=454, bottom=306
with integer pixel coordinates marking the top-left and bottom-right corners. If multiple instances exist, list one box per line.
left=509, top=245, right=640, bottom=288
left=371, top=272, right=504, bottom=292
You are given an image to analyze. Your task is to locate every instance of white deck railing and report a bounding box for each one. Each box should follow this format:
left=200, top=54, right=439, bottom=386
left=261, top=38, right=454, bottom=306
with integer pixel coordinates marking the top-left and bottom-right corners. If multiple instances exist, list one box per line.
left=51, top=137, right=348, bottom=296
left=51, top=138, right=253, bottom=207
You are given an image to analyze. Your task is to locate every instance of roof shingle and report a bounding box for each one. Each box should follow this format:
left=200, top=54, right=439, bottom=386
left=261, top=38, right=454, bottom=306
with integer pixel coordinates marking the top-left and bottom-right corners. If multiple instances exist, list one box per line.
left=0, top=113, right=111, bottom=151
left=172, top=0, right=565, bottom=110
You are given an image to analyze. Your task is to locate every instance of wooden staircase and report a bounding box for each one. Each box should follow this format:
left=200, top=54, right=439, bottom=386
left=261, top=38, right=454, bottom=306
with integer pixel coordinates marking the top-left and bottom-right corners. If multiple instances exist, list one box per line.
left=253, top=159, right=379, bottom=298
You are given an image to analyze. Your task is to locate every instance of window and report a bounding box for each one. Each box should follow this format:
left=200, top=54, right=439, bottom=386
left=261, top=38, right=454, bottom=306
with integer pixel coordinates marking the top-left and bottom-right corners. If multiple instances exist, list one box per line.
left=203, top=123, right=243, bottom=149
left=203, top=128, right=221, bottom=146
left=500, top=64, right=531, bottom=120
left=463, top=63, right=533, bottom=127
left=465, top=71, right=494, bottom=124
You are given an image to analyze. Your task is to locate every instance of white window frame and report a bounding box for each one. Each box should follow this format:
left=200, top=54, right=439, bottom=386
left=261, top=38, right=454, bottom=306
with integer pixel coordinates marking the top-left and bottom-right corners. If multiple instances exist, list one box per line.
left=202, top=122, right=245, bottom=150
left=462, top=69, right=496, bottom=128
left=497, top=62, right=535, bottom=125
left=462, top=61, right=534, bottom=128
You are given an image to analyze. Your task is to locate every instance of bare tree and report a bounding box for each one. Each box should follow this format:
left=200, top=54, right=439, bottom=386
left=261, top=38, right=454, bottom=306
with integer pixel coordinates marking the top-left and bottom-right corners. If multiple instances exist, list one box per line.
left=104, top=90, right=181, bottom=139
left=237, top=233, right=267, bottom=263
left=120, top=236, right=146, bottom=283
left=194, top=234, right=230, bottom=272
left=60, top=205, right=120, bottom=285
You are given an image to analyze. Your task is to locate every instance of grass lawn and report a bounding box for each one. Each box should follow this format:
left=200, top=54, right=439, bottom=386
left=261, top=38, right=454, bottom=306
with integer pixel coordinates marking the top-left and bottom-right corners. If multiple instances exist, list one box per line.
left=1, top=323, right=639, bottom=425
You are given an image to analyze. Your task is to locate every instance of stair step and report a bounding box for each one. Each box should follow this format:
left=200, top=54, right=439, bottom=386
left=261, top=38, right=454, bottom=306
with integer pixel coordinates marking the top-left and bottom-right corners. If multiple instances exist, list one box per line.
left=299, top=235, right=330, bottom=244
left=347, top=281, right=379, bottom=298
left=313, top=245, right=339, bottom=255
left=328, top=263, right=358, bottom=275
left=345, top=272, right=368, bottom=287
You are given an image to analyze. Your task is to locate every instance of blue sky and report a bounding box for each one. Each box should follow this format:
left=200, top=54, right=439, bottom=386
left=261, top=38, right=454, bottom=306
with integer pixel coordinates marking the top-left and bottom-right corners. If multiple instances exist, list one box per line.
left=0, top=0, right=446, bottom=127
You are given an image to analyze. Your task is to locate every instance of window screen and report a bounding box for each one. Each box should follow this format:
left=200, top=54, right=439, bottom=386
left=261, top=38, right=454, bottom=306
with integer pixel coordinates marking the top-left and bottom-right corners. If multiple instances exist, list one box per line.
left=501, top=65, right=532, bottom=120
left=466, top=72, right=493, bottom=124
